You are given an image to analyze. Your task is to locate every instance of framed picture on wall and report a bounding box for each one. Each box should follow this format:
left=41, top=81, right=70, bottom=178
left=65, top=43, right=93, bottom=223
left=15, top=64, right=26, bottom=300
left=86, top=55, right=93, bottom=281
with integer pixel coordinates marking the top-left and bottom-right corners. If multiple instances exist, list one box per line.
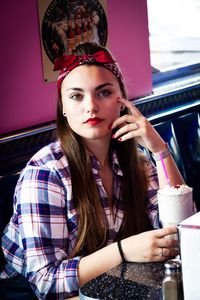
left=38, top=0, right=108, bottom=83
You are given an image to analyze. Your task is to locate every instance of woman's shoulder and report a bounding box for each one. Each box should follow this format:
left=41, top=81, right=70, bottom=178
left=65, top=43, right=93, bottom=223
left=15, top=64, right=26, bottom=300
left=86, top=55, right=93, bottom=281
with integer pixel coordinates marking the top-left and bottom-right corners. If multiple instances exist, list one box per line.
left=16, top=140, right=70, bottom=187
left=26, top=140, right=68, bottom=170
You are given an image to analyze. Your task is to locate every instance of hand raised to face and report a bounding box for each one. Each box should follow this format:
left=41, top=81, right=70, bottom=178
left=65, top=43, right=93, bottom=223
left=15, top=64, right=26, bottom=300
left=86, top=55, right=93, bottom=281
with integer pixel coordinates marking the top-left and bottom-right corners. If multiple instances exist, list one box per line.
left=110, top=98, right=166, bottom=153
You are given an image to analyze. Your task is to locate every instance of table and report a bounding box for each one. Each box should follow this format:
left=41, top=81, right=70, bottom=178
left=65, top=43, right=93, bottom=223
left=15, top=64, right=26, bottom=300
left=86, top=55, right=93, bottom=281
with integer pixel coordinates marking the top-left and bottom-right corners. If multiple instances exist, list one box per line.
left=79, top=262, right=165, bottom=299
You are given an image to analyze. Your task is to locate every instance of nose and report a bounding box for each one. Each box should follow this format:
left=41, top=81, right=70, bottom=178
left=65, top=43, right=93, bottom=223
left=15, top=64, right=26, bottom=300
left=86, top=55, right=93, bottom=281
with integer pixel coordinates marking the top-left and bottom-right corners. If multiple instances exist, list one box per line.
left=85, top=95, right=99, bottom=113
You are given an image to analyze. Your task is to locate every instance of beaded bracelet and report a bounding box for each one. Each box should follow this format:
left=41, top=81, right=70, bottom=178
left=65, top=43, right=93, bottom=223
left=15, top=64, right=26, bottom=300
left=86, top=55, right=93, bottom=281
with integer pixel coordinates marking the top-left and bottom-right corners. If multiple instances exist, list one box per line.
left=152, top=143, right=171, bottom=161
left=117, top=240, right=128, bottom=263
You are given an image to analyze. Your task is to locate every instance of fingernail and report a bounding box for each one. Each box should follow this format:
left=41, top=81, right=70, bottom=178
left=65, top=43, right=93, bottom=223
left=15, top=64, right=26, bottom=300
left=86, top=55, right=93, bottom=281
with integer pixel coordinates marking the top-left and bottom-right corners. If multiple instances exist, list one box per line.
left=118, top=138, right=122, bottom=142
left=112, top=134, right=115, bottom=139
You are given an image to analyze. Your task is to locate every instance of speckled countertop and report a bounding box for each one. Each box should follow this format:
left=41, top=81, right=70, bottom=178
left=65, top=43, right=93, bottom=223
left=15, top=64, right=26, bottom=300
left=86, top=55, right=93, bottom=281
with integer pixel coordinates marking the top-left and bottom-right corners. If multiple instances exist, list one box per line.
left=79, top=262, right=165, bottom=299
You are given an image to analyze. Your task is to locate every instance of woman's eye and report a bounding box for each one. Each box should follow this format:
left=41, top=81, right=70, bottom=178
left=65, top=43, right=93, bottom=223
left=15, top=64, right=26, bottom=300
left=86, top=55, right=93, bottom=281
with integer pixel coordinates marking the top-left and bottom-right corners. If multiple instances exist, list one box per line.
left=98, top=90, right=112, bottom=97
left=70, top=94, right=83, bottom=101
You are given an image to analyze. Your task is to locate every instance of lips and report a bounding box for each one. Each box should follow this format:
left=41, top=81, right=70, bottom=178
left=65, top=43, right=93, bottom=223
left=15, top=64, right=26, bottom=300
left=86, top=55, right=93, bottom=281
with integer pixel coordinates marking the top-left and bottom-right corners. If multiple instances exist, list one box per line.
left=84, top=117, right=104, bottom=125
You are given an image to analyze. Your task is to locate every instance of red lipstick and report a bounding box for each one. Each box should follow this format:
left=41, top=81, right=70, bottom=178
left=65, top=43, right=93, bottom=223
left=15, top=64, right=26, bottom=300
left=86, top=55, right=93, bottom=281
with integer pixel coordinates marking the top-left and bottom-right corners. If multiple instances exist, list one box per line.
left=84, top=117, right=104, bottom=125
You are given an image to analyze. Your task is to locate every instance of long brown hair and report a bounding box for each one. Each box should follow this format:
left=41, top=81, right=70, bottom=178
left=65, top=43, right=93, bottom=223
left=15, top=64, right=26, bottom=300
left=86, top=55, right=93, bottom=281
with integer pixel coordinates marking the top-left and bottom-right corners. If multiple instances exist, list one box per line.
left=56, top=42, right=152, bottom=257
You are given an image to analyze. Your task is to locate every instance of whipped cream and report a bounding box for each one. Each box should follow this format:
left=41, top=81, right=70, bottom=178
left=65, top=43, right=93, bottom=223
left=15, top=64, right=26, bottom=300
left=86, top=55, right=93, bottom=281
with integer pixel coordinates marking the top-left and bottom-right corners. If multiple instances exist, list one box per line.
left=158, top=184, right=192, bottom=196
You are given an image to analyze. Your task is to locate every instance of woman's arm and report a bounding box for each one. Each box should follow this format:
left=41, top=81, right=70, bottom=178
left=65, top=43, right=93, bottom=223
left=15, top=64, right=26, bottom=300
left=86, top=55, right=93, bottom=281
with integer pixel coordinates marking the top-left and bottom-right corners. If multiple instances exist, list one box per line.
left=78, top=226, right=178, bottom=287
left=111, top=98, right=185, bottom=188
left=14, top=166, right=80, bottom=299
left=153, top=146, right=184, bottom=187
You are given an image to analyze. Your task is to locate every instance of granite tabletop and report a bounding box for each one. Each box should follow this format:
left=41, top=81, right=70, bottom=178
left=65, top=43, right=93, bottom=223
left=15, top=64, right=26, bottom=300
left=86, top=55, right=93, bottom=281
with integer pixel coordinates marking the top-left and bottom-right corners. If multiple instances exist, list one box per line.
left=79, top=262, right=165, bottom=299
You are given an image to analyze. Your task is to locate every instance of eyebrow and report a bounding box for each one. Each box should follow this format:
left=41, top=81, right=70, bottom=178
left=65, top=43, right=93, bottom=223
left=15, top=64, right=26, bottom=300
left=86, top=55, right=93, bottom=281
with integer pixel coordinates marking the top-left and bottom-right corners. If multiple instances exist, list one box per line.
left=66, top=83, right=114, bottom=92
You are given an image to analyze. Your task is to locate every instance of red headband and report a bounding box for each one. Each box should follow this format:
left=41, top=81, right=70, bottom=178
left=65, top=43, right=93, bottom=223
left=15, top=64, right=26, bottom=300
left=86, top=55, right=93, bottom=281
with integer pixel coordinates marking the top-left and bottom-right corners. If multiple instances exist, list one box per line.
left=53, top=50, right=123, bottom=96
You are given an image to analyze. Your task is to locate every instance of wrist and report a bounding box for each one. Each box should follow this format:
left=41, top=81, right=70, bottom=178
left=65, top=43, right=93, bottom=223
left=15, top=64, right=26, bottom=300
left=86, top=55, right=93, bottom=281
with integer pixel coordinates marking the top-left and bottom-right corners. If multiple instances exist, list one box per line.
left=151, top=141, right=168, bottom=154
left=117, top=240, right=128, bottom=263
left=152, top=143, right=171, bottom=161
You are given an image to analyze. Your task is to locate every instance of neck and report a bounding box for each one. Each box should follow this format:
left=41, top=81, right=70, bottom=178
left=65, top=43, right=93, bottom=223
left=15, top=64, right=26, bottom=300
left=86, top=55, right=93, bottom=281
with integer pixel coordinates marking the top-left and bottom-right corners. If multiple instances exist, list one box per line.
left=84, top=136, right=111, bottom=168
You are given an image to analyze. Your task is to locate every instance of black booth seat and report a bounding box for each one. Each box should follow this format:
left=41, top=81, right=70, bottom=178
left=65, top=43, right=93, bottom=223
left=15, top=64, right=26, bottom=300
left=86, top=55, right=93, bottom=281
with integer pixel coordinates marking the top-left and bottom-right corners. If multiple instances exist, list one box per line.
left=152, top=111, right=200, bottom=211
left=0, top=123, right=57, bottom=238
left=0, top=174, right=19, bottom=240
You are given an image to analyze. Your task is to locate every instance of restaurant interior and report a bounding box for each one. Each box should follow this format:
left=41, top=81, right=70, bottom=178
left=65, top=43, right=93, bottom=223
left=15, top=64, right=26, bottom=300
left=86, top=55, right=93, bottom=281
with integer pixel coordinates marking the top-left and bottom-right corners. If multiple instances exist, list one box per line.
left=0, top=0, right=200, bottom=299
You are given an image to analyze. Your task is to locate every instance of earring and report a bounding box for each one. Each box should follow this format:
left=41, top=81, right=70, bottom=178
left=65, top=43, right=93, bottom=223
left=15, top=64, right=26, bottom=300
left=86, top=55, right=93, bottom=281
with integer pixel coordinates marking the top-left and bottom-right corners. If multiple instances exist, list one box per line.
left=120, top=106, right=125, bottom=111
left=63, top=112, right=66, bottom=116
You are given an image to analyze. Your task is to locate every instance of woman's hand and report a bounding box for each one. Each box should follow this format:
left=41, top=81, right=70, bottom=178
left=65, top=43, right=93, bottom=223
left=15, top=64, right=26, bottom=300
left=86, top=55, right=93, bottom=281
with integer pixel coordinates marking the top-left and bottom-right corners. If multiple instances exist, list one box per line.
left=121, top=226, right=179, bottom=262
left=111, top=98, right=167, bottom=153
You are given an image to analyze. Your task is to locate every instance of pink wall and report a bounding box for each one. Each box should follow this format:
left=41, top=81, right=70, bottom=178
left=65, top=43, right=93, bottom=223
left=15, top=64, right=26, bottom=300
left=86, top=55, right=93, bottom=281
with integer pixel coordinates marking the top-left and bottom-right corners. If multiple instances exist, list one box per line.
left=108, top=0, right=152, bottom=99
left=0, top=0, right=152, bottom=135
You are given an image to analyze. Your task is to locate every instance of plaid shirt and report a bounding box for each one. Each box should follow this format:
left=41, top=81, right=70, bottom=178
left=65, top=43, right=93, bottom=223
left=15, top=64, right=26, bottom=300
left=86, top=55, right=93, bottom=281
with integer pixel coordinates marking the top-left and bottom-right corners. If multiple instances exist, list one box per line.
left=0, top=140, right=159, bottom=299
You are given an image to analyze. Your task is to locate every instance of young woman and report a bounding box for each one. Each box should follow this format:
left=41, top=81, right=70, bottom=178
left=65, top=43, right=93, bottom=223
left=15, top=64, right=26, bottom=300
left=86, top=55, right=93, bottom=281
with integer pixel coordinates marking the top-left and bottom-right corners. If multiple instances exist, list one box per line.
left=0, top=42, right=184, bottom=299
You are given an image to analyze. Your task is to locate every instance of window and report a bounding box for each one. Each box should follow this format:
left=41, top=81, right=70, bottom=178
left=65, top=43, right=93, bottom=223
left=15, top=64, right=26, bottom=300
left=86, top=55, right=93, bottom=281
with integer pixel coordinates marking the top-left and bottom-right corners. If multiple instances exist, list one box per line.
left=147, top=0, right=200, bottom=89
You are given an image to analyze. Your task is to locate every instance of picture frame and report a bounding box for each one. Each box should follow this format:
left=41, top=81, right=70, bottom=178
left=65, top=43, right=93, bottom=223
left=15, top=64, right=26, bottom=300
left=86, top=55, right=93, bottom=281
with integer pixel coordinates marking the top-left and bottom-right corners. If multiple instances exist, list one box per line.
left=38, top=0, right=108, bottom=82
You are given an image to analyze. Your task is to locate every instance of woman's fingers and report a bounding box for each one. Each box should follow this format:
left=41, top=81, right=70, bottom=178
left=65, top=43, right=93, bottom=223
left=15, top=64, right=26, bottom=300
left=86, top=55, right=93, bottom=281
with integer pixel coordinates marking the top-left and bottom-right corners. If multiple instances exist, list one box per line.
left=153, top=229, right=179, bottom=261
left=154, top=227, right=180, bottom=259
left=111, top=98, right=143, bottom=129
left=111, top=99, right=149, bottom=142
left=111, top=114, right=139, bottom=129
left=113, top=98, right=166, bottom=152
left=111, top=111, right=146, bottom=142
left=158, top=236, right=179, bottom=248
left=155, top=247, right=179, bottom=260
left=155, top=226, right=178, bottom=238
left=112, top=123, right=139, bottom=140
left=117, top=98, right=142, bottom=117
left=124, top=227, right=179, bottom=263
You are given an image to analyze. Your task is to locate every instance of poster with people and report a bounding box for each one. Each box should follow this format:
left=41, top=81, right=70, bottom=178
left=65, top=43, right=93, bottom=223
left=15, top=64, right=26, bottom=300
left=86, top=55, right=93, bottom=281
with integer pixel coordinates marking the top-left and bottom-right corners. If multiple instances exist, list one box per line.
left=38, top=0, right=108, bottom=82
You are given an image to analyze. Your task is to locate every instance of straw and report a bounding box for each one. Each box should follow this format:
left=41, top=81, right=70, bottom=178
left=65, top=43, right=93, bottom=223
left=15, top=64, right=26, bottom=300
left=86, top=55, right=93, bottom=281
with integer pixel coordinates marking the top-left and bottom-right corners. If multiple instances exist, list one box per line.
left=159, top=153, right=171, bottom=186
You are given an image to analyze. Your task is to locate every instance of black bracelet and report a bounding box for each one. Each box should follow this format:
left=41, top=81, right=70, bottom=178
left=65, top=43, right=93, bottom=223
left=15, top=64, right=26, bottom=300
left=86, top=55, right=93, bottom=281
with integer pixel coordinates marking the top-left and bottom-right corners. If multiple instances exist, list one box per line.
left=117, top=240, right=128, bottom=263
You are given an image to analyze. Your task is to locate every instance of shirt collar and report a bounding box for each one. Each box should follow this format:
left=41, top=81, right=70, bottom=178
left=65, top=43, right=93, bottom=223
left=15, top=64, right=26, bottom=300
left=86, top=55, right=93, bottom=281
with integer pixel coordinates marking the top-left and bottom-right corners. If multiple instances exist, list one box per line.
left=90, top=150, right=123, bottom=176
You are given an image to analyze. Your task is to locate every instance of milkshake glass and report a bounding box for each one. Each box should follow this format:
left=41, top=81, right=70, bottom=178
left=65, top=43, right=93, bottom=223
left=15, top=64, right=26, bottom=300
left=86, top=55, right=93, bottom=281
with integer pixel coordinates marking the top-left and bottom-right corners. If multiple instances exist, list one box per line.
left=157, top=184, right=194, bottom=239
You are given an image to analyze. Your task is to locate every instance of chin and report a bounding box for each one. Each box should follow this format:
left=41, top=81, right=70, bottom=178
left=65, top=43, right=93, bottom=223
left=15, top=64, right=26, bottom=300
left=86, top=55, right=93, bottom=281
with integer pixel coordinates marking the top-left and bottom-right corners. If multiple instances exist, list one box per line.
left=81, top=131, right=111, bottom=141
